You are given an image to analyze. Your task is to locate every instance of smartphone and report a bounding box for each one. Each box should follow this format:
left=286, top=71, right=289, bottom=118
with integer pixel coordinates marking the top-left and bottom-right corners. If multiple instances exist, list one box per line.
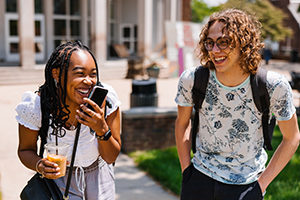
left=86, top=86, right=108, bottom=111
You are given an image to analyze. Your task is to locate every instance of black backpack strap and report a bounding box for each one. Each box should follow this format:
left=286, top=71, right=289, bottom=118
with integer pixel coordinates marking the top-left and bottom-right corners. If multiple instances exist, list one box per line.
left=191, top=66, right=209, bottom=153
left=250, top=68, right=274, bottom=150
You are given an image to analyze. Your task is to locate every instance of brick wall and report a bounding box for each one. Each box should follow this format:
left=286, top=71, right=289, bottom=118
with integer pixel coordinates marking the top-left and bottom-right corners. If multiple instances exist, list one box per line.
left=121, top=107, right=178, bottom=153
left=270, top=0, right=300, bottom=58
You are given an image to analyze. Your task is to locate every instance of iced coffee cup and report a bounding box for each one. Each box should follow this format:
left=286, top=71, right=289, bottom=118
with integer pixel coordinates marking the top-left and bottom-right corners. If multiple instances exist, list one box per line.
left=44, top=143, right=69, bottom=178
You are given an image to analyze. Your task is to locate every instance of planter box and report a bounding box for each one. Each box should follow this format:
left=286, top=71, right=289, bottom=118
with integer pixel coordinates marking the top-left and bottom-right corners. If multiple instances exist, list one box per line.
left=121, top=107, right=177, bottom=153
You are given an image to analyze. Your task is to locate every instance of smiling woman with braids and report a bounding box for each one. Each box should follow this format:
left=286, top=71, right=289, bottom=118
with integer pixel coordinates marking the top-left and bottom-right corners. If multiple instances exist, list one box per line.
left=16, top=41, right=121, bottom=199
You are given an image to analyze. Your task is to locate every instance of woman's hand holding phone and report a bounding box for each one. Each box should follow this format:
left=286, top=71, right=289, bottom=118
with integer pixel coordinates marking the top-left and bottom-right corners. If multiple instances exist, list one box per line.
left=76, top=86, right=109, bottom=133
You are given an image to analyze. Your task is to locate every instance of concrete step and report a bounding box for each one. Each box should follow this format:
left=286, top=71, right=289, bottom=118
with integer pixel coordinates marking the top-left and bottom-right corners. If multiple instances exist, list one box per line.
left=0, top=61, right=172, bottom=85
left=0, top=67, right=44, bottom=85
left=0, top=65, right=128, bottom=85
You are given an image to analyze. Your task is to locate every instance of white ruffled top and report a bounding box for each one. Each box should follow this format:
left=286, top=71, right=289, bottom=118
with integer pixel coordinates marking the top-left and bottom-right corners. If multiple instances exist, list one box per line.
left=15, top=83, right=121, bottom=167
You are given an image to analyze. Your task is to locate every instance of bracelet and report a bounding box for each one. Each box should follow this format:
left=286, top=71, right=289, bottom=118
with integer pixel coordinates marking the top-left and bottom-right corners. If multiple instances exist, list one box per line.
left=95, top=127, right=112, bottom=141
left=36, top=158, right=43, bottom=174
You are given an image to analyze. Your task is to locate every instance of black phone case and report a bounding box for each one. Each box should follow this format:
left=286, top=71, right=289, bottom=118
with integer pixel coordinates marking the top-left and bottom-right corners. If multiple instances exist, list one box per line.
left=86, top=86, right=108, bottom=111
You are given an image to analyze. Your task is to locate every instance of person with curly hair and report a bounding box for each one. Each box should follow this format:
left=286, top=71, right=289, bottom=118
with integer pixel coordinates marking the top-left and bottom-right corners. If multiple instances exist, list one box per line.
left=16, top=41, right=121, bottom=199
left=175, top=9, right=299, bottom=199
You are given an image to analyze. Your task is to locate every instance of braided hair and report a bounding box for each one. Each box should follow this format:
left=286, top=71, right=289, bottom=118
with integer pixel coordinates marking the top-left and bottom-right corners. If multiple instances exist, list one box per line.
left=38, top=41, right=99, bottom=139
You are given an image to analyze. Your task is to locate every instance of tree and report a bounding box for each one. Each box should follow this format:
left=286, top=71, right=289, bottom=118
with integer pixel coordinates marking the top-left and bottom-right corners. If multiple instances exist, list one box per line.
left=191, top=0, right=220, bottom=23
left=220, top=0, right=292, bottom=41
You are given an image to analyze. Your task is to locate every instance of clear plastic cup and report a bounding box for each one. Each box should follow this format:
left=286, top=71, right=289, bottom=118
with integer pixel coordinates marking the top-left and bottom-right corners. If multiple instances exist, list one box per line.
left=44, top=143, right=69, bottom=178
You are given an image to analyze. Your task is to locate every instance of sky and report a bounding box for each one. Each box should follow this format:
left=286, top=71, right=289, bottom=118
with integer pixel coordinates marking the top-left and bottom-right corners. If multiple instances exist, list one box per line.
left=202, top=0, right=228, bottom=7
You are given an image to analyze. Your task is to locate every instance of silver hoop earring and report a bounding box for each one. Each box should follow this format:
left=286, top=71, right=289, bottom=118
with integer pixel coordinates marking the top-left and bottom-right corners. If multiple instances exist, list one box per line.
left=54, top=79, right=58, bottom=88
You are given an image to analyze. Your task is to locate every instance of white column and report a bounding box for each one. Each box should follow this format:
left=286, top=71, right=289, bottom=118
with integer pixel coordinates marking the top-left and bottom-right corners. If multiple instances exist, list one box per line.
left=170, top=0, right=177, bottom=23
left=90, top=0, right=107, bottom=65
left=156, top=0, right=164, bottom=44
left=44, top=0, right=54, bottom=59
left=137, top=0, right=153, bottom=57
left=81, top=0, right=88, bottom=46
left=18, top=0, right=35, bottom=68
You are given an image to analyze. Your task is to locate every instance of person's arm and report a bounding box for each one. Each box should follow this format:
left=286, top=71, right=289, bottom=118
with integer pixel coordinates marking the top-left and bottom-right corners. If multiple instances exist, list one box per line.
left=258, top=113, right=300, bottom=192
left=96, top=107, right=121, bottom=164
left=77, top=97, right=121, bottom=164
left=175, top=105, right=193, bottom=172
left=18, top=124, right=61, bottom=179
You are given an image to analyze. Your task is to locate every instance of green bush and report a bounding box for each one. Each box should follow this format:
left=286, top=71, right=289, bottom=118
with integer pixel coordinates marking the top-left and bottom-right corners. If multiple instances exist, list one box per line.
left=129, top=123, right=300, bottom=199
left=263, top=124, right=300, bottom=200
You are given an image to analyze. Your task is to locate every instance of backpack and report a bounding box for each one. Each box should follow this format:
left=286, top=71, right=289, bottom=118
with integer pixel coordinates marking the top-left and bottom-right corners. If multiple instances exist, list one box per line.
left=191, top=66, right=276, bottom=153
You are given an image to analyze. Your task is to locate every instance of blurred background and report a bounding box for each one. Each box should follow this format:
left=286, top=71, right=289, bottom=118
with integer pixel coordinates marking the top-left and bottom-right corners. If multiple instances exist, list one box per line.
left=1, top=1, right=300, bottom=200
left=0, top=0, right=298, bottom=80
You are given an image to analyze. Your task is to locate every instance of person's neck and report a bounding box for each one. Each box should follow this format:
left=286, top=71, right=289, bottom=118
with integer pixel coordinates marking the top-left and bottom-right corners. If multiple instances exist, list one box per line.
left=215, top=69, right=249, bottom=87
left=61, top=104, right=79, bottom=129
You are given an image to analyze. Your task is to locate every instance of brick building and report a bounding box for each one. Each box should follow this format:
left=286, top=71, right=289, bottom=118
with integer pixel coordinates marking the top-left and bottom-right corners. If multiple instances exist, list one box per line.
left=270, top=0, right=300, bottom=61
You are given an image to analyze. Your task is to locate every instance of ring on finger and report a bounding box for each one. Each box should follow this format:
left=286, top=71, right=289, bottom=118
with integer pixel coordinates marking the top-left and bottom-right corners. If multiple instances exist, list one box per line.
left=91, top=112, right=95, bottom=117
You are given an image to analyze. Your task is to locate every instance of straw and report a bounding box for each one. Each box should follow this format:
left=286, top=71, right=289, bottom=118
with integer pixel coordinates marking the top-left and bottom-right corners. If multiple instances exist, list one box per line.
left=55, top=127, right=58, bottom=155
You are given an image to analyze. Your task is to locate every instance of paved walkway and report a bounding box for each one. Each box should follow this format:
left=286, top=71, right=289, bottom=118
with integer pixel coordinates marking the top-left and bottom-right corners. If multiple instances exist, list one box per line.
left=0, top=59, right=299, bottom=200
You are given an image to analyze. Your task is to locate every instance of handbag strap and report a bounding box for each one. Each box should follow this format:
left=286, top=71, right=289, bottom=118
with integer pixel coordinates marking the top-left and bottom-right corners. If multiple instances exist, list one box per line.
left=63, top=123, right=81, bottom=199
left=39, top=93, right=81, bottom=199
left=38, top=124, right=81, bottom=200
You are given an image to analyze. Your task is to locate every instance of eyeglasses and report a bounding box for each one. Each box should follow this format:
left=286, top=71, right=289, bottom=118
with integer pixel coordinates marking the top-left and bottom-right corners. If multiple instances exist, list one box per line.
left=204, top=37, right=230, bottom=51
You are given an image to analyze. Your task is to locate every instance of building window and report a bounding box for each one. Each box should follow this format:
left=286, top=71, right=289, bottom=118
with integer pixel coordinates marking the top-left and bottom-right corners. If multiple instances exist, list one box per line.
left=71, top=20, right=80, bottom=36
left=70, top=0, right=80, bottom=16
left=108, top=0, right=117, bottom=44
left=120, top=24, right=138, bottom=54
left=35, top=0, right=43, bottom=13
left=53, top=0, right=82, bottom=46
left=35, top=42, right=43, bottom=53
left=5, top=0, right=45, bottom=62
left=54, top=0, right=66, bottom=15
left=35, top=21, right=41, bottom=36
left=9, top=20, right=18, bottom=36
left=10, top=43, right=18, bottom=53
left=6, top=0, right=43, bottom=13
left=6, top=0, right=17, bottom=12
left=54, top=20, right=66, bottom=36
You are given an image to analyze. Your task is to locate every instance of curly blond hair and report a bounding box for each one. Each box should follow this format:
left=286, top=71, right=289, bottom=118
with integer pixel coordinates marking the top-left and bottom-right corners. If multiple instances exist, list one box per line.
left=197, top=8, right=264, bottom=74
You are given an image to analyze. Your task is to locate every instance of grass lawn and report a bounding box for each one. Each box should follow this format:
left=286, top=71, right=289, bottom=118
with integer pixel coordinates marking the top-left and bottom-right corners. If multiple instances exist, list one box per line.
left=129, top=123, right=300, bottom=200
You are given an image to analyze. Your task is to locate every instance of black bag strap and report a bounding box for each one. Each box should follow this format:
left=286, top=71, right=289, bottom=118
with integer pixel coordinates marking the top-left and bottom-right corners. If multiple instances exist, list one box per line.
left=39, top=124, right=81, bottom=200
left=191, top=66, right=209, bottom=153
left=64, top=124, right=81, bottom=199
left=39, top=97, right=81, bottom=199
left=250, top=68, right=274, bottom=150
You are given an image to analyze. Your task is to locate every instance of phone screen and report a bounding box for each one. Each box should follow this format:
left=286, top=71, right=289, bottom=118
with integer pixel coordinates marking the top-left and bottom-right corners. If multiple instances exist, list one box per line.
left=86, top=86, right=108, bottom=111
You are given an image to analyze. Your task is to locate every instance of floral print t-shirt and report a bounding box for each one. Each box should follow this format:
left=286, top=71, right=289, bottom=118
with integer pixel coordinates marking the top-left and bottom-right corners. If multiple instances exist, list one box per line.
left=175, top=67, right=295, bottom=185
